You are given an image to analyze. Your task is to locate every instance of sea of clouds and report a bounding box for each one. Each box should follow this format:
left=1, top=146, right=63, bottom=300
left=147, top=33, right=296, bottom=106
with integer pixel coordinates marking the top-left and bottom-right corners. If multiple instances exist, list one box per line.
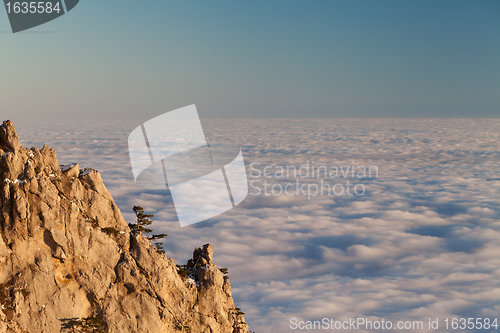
left=16, top=118, right=500, bottom=333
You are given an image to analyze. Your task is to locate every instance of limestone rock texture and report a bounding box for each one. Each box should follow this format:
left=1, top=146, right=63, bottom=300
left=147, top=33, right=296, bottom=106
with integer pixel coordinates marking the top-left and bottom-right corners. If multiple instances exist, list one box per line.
left=0, top=120, right=249, bottom=333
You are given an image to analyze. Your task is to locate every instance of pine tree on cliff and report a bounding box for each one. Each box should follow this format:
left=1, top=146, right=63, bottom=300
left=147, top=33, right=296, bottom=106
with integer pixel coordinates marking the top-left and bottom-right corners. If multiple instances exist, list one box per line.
left=129, top=206, right=167, bottom=254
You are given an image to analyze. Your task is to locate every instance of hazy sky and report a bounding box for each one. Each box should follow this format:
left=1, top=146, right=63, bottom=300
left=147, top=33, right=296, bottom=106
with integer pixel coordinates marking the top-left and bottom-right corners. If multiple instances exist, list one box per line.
left=1, top=0, right=499, bottom=121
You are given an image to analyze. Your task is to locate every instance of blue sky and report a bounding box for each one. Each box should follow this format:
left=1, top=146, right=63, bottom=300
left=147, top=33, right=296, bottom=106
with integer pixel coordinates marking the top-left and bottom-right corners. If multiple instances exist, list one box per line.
left=1, top=0, right=499, bottom=120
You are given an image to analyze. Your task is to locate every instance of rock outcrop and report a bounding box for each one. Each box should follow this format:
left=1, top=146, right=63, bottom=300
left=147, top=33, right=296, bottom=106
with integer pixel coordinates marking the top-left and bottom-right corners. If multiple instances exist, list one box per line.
left=0, top=120, right=249, bottom=333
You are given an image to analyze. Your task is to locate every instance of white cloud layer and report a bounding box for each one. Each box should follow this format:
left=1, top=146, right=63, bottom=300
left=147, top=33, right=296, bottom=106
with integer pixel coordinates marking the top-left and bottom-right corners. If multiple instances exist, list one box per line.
left=16, top=118, right=500, bottom=333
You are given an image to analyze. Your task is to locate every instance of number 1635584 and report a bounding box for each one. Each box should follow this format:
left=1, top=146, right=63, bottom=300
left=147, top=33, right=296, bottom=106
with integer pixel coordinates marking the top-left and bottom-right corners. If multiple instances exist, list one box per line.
left=5, top=2, right=62, bottom=14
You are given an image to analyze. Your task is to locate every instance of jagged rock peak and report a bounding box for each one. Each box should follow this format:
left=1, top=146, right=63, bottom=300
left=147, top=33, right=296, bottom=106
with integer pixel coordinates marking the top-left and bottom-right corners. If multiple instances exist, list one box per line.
left=0, top=120, right=249, bottom=333
left=0, top=120, right=21, bottom=152
left=193, top=244, right=214, bottom=264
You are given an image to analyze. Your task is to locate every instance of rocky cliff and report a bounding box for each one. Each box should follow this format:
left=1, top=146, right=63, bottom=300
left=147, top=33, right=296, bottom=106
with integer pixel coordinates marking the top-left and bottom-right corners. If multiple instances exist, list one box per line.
left=0, top=120, right=249, bottom=333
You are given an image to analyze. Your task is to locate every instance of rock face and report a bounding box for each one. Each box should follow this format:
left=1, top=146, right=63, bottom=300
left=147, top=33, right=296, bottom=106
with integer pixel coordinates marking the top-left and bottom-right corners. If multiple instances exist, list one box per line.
left=0, top=120, right=249, bottom=333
